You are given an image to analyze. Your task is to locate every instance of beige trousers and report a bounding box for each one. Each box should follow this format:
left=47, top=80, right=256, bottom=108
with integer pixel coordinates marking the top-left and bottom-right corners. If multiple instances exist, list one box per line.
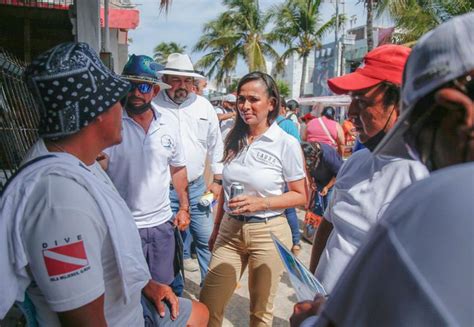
left=200, top=214, right=292, bottom=327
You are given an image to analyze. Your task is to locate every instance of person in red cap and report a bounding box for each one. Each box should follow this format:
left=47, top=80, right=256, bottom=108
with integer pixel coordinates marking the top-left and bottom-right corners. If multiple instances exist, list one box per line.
left=305, top=44, right=429, bottom=296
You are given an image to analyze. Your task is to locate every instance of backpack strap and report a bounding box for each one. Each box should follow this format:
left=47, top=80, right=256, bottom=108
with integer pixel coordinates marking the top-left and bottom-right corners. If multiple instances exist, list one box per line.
left=317, top=118, right=337, bottom=146
left=277, top=117, right=291, bottom=126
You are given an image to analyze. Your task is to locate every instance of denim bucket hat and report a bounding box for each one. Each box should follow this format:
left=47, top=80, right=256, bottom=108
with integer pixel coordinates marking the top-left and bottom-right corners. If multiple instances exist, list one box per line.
left=25, top=42, right=131, bottom=140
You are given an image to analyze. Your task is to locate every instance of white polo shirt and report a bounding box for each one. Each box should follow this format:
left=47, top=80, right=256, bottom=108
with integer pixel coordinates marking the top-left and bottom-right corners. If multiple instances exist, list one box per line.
left=316, top=163, right=474, bottom=326
left=153, top=91, right=224, bottom=182
left=104, top=104, right=186, bottom=229
left=315, top=149, right=429, bottom=293
left=222, top=122, right=306, bottom=218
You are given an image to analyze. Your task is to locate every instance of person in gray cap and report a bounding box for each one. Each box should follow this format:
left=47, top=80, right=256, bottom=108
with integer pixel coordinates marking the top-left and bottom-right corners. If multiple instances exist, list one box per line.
left=290, top=12, right=474, bottom=327
left=0, top=42, right=208, bottom=326
left=215, top=93, right=237, bottom=141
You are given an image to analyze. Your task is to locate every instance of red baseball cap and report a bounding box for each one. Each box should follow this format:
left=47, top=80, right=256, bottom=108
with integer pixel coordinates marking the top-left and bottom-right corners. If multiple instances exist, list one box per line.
left=328, top=44, right=411, bottom=95
left=302, top=113, right=315, bottom=122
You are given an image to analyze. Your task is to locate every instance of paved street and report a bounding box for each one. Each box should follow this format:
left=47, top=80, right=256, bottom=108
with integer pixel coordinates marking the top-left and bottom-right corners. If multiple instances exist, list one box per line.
left=183, top=209, right=311, bottom=327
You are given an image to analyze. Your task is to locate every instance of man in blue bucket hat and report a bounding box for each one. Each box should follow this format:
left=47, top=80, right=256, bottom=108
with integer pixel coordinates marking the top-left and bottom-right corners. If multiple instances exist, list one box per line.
left=100, top=55, right=191, bottom=294
left=0, top=43, right=208, bottom=326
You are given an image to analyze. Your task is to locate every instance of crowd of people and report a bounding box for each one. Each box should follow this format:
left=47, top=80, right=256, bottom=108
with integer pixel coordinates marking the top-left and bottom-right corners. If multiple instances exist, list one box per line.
left=0, top=11, right=472, bottom=327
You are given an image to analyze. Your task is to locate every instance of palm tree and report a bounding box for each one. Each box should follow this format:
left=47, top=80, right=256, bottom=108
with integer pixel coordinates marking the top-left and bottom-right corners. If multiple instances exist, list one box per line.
left=270, top=0, right=344, bottom=96
left=153, top=42, right=187, bottom=64
left=365, top=0, right=375, bottom=51
left=219, top=0, right=280, bottom=73
left=193, top=19, right=239, bottom=88
left=368, top=0, right=472, bottom=45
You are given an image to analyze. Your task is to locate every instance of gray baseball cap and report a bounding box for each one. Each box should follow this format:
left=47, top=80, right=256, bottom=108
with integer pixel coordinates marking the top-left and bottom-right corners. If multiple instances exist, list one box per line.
left=375, top=12, right=474, bottom=158
left=224, top=94, right=236, bottom=103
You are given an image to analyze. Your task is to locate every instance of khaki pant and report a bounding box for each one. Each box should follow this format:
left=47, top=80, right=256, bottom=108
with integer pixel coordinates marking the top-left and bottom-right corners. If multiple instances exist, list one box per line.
left=200, top=214, right=292, bottom=327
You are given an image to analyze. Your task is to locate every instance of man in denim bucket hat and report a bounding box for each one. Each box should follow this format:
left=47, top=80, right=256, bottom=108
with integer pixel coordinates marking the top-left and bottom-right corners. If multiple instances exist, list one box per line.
left=101, top=55, right=191, bottom=298
left=0, top=43, right=208, bottom=326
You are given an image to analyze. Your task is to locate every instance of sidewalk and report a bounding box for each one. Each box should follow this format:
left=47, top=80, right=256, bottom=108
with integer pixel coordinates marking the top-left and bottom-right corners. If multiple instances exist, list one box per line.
left=183, top=209, right=312, bottom=326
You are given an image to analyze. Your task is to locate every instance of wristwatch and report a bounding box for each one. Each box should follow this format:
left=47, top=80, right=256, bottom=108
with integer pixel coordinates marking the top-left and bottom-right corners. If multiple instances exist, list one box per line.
left=213, top=178, right=223, bottom=185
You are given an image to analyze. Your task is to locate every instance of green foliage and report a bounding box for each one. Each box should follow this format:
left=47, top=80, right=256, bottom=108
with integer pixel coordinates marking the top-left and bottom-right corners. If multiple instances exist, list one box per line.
left=193, top=0, right=280, bottom=86
left=153, top=42, right=187, bottom=65
left=193, top=17, right=239, bottom=88
left=269, top=0, right=344, bottom=96
left=227, top=79, right=239, bottom=93
left=276, top=79, right=290, bottom=98
left=374, top=0, right=473, bottom=44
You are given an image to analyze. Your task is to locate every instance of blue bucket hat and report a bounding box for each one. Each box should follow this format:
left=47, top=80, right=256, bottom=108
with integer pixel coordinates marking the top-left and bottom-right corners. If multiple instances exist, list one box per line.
left=122, top=55, right=170, bottom=89
left=25, top=42, right=131, bottom=140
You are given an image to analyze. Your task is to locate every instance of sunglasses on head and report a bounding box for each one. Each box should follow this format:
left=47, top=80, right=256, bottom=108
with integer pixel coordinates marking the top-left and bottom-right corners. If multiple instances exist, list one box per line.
left=130, top=82, right=153, bottom=94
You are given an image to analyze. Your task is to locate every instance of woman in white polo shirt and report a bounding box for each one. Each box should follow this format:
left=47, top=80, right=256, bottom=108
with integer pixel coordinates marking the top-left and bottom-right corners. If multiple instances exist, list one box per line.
left=200, top=72, right=307, bottom=326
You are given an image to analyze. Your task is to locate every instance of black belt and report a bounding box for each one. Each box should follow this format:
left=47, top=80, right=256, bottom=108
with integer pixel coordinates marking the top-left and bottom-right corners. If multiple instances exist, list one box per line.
left=229, top=214, right=281, bottom=223
left=170, top=178, right=199, bottom=190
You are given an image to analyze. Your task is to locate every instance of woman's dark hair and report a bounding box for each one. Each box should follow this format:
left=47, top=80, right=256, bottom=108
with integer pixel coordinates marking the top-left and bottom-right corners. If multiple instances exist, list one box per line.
left=223, top=71, right=280, bottom=163
left=321, top=106, right=336, bottom=120
left=286, top=99, right=299, bottom=111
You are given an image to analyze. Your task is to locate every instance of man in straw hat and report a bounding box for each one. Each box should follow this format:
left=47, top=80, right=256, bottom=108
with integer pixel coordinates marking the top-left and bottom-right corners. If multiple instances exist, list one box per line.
left=291, top=12, right=474, bottom=326
left=309, top=44, right=428, bottom=294
left=0, top=42, right=208, bottom=326
left=100, top=55, right=190, bottom=291
left=154, top=53, right=224, bottom=293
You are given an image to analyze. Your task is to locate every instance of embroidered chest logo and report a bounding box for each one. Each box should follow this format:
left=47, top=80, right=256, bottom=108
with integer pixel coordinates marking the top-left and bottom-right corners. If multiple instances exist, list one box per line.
left=254, top=151, right=278, bottom=166
left=161, top=134, right=174, bottom=148
left=42, top=235, right=91, bottom=281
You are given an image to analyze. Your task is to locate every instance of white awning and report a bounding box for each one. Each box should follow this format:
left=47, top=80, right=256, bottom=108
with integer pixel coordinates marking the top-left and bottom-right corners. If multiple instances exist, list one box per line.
left=297, top=95, right=351, bottom=107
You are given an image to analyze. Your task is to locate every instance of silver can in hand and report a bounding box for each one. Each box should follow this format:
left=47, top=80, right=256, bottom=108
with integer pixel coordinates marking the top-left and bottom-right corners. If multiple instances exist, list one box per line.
left=230, top=182, right=244, bottom=199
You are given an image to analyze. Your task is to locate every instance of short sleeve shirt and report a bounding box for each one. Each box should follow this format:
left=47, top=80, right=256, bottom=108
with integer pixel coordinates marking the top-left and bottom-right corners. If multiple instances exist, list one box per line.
left=104, top=105, right=186, bottom=228
left=312, top=143, right=343, bottom=189
left=315, top=149, right=429, bottom=293
left=222, top=122, right=306, bottom=218
left=316, top=163, right=474, bottom=327
left=276, top=115, right=301, bottom=142
left=154, top=91, right=224, bottom=182
left=21, top=168, right=144, bottom=326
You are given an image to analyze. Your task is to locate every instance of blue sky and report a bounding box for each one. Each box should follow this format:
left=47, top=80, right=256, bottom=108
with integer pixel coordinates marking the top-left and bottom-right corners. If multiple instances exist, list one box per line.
left=128, top=0, right=389, bottom=76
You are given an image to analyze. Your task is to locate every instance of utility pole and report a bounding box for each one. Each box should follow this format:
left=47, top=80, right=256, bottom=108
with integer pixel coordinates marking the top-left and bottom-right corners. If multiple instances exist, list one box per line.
left=334, top=0, right=339, bottom=77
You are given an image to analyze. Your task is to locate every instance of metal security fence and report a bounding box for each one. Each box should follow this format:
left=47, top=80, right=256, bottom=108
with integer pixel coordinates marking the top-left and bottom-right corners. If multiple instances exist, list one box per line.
left=0, top=49, right=40, bottom=191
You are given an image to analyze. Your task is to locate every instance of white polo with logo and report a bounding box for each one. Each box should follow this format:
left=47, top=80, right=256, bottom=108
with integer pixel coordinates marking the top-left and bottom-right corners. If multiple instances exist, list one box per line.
left=315, top=149, right=429, bottom=293
left=222, top=122, right=306, bottom=218
left=153, top=91, right=223, bottom=182
left=104, top=103, right=186, bottom=228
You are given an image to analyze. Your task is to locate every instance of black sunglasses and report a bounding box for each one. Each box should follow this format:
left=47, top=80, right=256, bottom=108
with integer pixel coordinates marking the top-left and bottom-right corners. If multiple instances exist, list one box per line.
left=130, top=82, right=153, bottom=94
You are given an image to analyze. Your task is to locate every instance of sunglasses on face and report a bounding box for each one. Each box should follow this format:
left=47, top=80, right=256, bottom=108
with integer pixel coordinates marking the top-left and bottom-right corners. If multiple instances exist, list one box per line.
left=349, top=84, right=385, bottom=111
left=130, top=82, right=153, bottom=94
